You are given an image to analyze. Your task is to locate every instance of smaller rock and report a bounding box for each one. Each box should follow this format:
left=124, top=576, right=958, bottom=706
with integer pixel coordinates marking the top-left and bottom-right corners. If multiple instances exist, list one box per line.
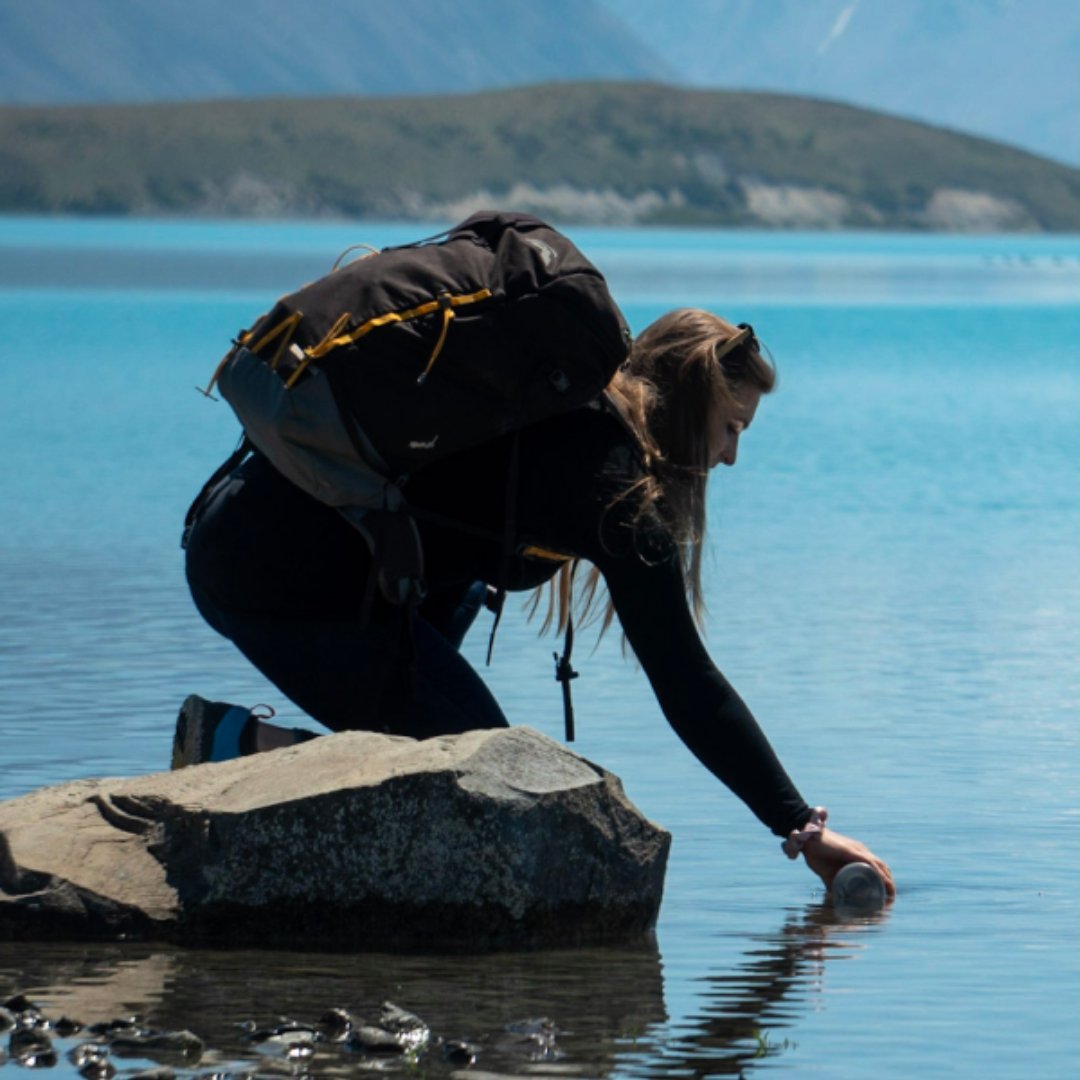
left=440, top=1037, right=480, bottom=1066
left=285, top=1039, right=316, bottom=1061
left=54, top=1016, right=84, bottom=1037
left=69, top=1042, right=116, bottom=1080
left=252, top=1023, right=315, bottom=1058
left=87, top=1018, right=141, bottom=1038
left=9, top=1027, right=57, bottom=1068
left=499, top=1017, right=559, bottom=1061
left=315, top=1008, right=354, bottom=1041
left=68, top=1042, right=110, bottom=1068
left=347, top=1024, right=410, bottom=1054
left=247, top=1020, right=314, bottom=1045
left=80, top=1060, right=118, bottom=1080
left=378, top=1002, right=429, bottom=1050
left=108, top=1029, right=204, bottom=1066
left=2, top=994, right=39, bottom=1015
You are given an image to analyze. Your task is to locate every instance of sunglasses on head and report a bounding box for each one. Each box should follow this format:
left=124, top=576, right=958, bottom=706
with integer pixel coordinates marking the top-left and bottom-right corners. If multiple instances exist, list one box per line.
left=714, top=322, right=759, bottom=364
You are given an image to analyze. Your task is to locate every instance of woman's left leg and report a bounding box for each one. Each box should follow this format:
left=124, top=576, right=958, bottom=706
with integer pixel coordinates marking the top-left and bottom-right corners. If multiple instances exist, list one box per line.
left=190, top=581, right=507, bottom=745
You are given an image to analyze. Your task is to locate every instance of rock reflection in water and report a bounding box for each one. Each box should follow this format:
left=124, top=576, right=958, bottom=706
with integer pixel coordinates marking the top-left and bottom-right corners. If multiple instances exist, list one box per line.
left=0, top=902, right=886, bottom=1078
left=0, top=942, right=665, bottom=1078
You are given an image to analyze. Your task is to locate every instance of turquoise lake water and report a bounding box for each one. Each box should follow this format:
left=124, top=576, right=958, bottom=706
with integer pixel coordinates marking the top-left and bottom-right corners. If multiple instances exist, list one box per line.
left=1, top=218, right=1079, bottom=1077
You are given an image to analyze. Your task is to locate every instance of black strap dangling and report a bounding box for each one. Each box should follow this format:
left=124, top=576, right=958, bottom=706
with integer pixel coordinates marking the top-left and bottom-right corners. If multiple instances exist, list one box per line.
left=553, top=614, right=579, bottom=743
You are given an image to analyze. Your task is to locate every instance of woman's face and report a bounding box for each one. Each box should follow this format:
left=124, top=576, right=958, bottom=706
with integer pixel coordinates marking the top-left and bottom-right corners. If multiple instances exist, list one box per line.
left=707, top=385, right=762, bottom=468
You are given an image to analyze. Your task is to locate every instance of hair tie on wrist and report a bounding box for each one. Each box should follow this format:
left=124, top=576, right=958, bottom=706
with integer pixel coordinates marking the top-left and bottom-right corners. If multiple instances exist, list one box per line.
left=782, top=806, right=828, bottom=859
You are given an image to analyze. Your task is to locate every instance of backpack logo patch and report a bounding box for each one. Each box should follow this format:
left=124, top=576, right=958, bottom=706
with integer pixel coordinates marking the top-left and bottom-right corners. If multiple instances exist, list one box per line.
left=408, top=435, right=440, bottom=451
left=525, top=237, right=558, bottom=269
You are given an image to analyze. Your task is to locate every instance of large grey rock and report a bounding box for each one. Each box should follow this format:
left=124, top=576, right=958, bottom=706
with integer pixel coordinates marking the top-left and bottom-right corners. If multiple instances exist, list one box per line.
left=0, top=727, right=669, bottom=950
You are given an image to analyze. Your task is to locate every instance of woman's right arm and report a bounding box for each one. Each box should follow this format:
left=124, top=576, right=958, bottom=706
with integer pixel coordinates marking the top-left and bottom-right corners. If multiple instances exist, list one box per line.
left=598, top=546, right=812, bottom=838
left=598, top=547, right=895, bottom=895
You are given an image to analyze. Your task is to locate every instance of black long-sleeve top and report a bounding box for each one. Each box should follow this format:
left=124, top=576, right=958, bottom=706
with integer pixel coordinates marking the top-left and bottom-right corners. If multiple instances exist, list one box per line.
left=189, top=402, right=812, bottom=838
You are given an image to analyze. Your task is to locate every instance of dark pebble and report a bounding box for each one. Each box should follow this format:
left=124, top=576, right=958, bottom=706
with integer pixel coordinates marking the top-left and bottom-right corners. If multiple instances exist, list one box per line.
left=316, top=1007, right=354, bottom=1041
left=379, top=1002, right=426, bottom=1033
left=18, top=1049, right=58, bottom=1068
left=9, top=1028, right=54, bottom=1056
left=9, top=1028, right=57, bottom=1070
left=379, top=1002, right=429, bottom=1050
left=440, top=1038, right=480, bottom=1066
left=79, top=1058, right=118, bottom=1080
left=87, top=1018, right=141, bottom=1037
left=2, top=995, right=39, bottom=1015
left=284, top=1038, right=316, bottom=1060
left=505, top=1017, right=557, bottom=1038
left=244, top=1020, right=310, bottom=1042
left=109, top=1030, right=204, bottom=1065
left=499, top=1016, right=559, bottom=1059
left=54, top=1016, right=84, bottom=1037
left=346, top=1024, right=407, bottom=1054
left=68, top=1042, right=110, bottom=1069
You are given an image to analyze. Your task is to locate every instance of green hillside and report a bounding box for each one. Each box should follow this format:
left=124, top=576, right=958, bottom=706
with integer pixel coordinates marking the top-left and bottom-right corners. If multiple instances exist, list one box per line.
left=3, top=82, right=1079, bottom=230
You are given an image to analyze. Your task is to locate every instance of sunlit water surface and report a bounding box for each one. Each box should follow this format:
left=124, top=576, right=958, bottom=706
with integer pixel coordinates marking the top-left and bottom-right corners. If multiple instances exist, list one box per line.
left=1, top=219, right=1079, bottom=1078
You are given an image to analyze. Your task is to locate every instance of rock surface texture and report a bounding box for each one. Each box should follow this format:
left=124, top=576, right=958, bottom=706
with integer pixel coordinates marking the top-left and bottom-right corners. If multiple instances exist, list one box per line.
left=0, top=727, right=669, bottom=950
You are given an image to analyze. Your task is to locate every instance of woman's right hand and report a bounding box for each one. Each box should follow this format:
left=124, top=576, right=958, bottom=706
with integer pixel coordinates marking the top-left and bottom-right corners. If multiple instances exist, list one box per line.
left=802, top=828, right=896, bottom=898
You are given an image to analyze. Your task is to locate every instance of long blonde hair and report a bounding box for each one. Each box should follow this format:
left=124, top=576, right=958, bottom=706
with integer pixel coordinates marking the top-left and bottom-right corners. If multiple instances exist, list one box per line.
left=530, top=308, right=776, bottom=637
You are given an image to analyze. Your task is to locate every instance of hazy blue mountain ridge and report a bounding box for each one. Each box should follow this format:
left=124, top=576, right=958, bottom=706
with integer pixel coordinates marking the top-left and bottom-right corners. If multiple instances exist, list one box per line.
left=598, top=0, right=1080, bottom=167
left=0, top=0, right=671, bottom=102
left=3, top=0, right=1076, bottom=165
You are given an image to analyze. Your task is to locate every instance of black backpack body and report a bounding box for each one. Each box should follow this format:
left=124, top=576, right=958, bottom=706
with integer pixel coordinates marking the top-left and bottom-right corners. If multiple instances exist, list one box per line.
left=196, top=210, right=632, bottom=606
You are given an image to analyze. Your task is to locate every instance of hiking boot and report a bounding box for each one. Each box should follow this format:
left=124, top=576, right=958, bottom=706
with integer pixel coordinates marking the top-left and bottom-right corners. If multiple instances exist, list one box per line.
left=171, top=694, right=252, bottom=769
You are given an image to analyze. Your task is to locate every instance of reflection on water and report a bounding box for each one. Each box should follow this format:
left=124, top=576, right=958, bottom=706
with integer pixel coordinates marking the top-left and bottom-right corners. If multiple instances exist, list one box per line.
left=3, top=220, right=1079, bottom=308
left=0, top=902, right=886, bottom=1079
left=638, top=904, right=888, bottom=1078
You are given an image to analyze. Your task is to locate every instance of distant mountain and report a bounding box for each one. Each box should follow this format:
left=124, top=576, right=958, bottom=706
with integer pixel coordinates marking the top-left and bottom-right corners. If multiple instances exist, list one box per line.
left=0, top=0, right=671, bottom=102
left=598, top=0, right=1080, bottom=168
left=4, top=0, right=1076, bottom=170
left=3, top=84, right=1078, bottom=230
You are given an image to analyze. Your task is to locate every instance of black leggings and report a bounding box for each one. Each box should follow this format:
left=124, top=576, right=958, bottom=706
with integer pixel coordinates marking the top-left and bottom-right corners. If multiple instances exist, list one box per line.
left=189, top=581, right=509, bottom=739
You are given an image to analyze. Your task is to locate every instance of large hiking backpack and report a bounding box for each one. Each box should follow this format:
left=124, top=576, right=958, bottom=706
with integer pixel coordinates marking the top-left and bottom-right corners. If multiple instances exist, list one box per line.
left=192, top=211, right=632, bottom=610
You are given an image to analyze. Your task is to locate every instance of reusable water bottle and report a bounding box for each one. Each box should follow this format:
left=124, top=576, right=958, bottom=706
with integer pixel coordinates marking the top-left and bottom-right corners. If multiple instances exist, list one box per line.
left=831, top=861, right=887, bottom=909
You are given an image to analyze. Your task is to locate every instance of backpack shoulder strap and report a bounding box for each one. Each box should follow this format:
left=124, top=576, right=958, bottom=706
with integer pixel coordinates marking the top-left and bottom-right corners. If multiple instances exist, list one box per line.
left=181, top=435, right=253, bottom=550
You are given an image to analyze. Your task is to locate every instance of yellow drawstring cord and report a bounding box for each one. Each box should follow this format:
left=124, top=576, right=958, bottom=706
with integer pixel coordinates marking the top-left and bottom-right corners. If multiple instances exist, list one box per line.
left=197, top=351, right=233, bottom=400
left=285, top=287, right=492, bottom=390
left=309, top=312, right=352, bottom=363
left=417, top=294, right=454, bottom=385
left=267, top=312, right=304, bottom=372
left=197, top=311, right=304, bottom=399
left=201, top=288, right=494, bottom=396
